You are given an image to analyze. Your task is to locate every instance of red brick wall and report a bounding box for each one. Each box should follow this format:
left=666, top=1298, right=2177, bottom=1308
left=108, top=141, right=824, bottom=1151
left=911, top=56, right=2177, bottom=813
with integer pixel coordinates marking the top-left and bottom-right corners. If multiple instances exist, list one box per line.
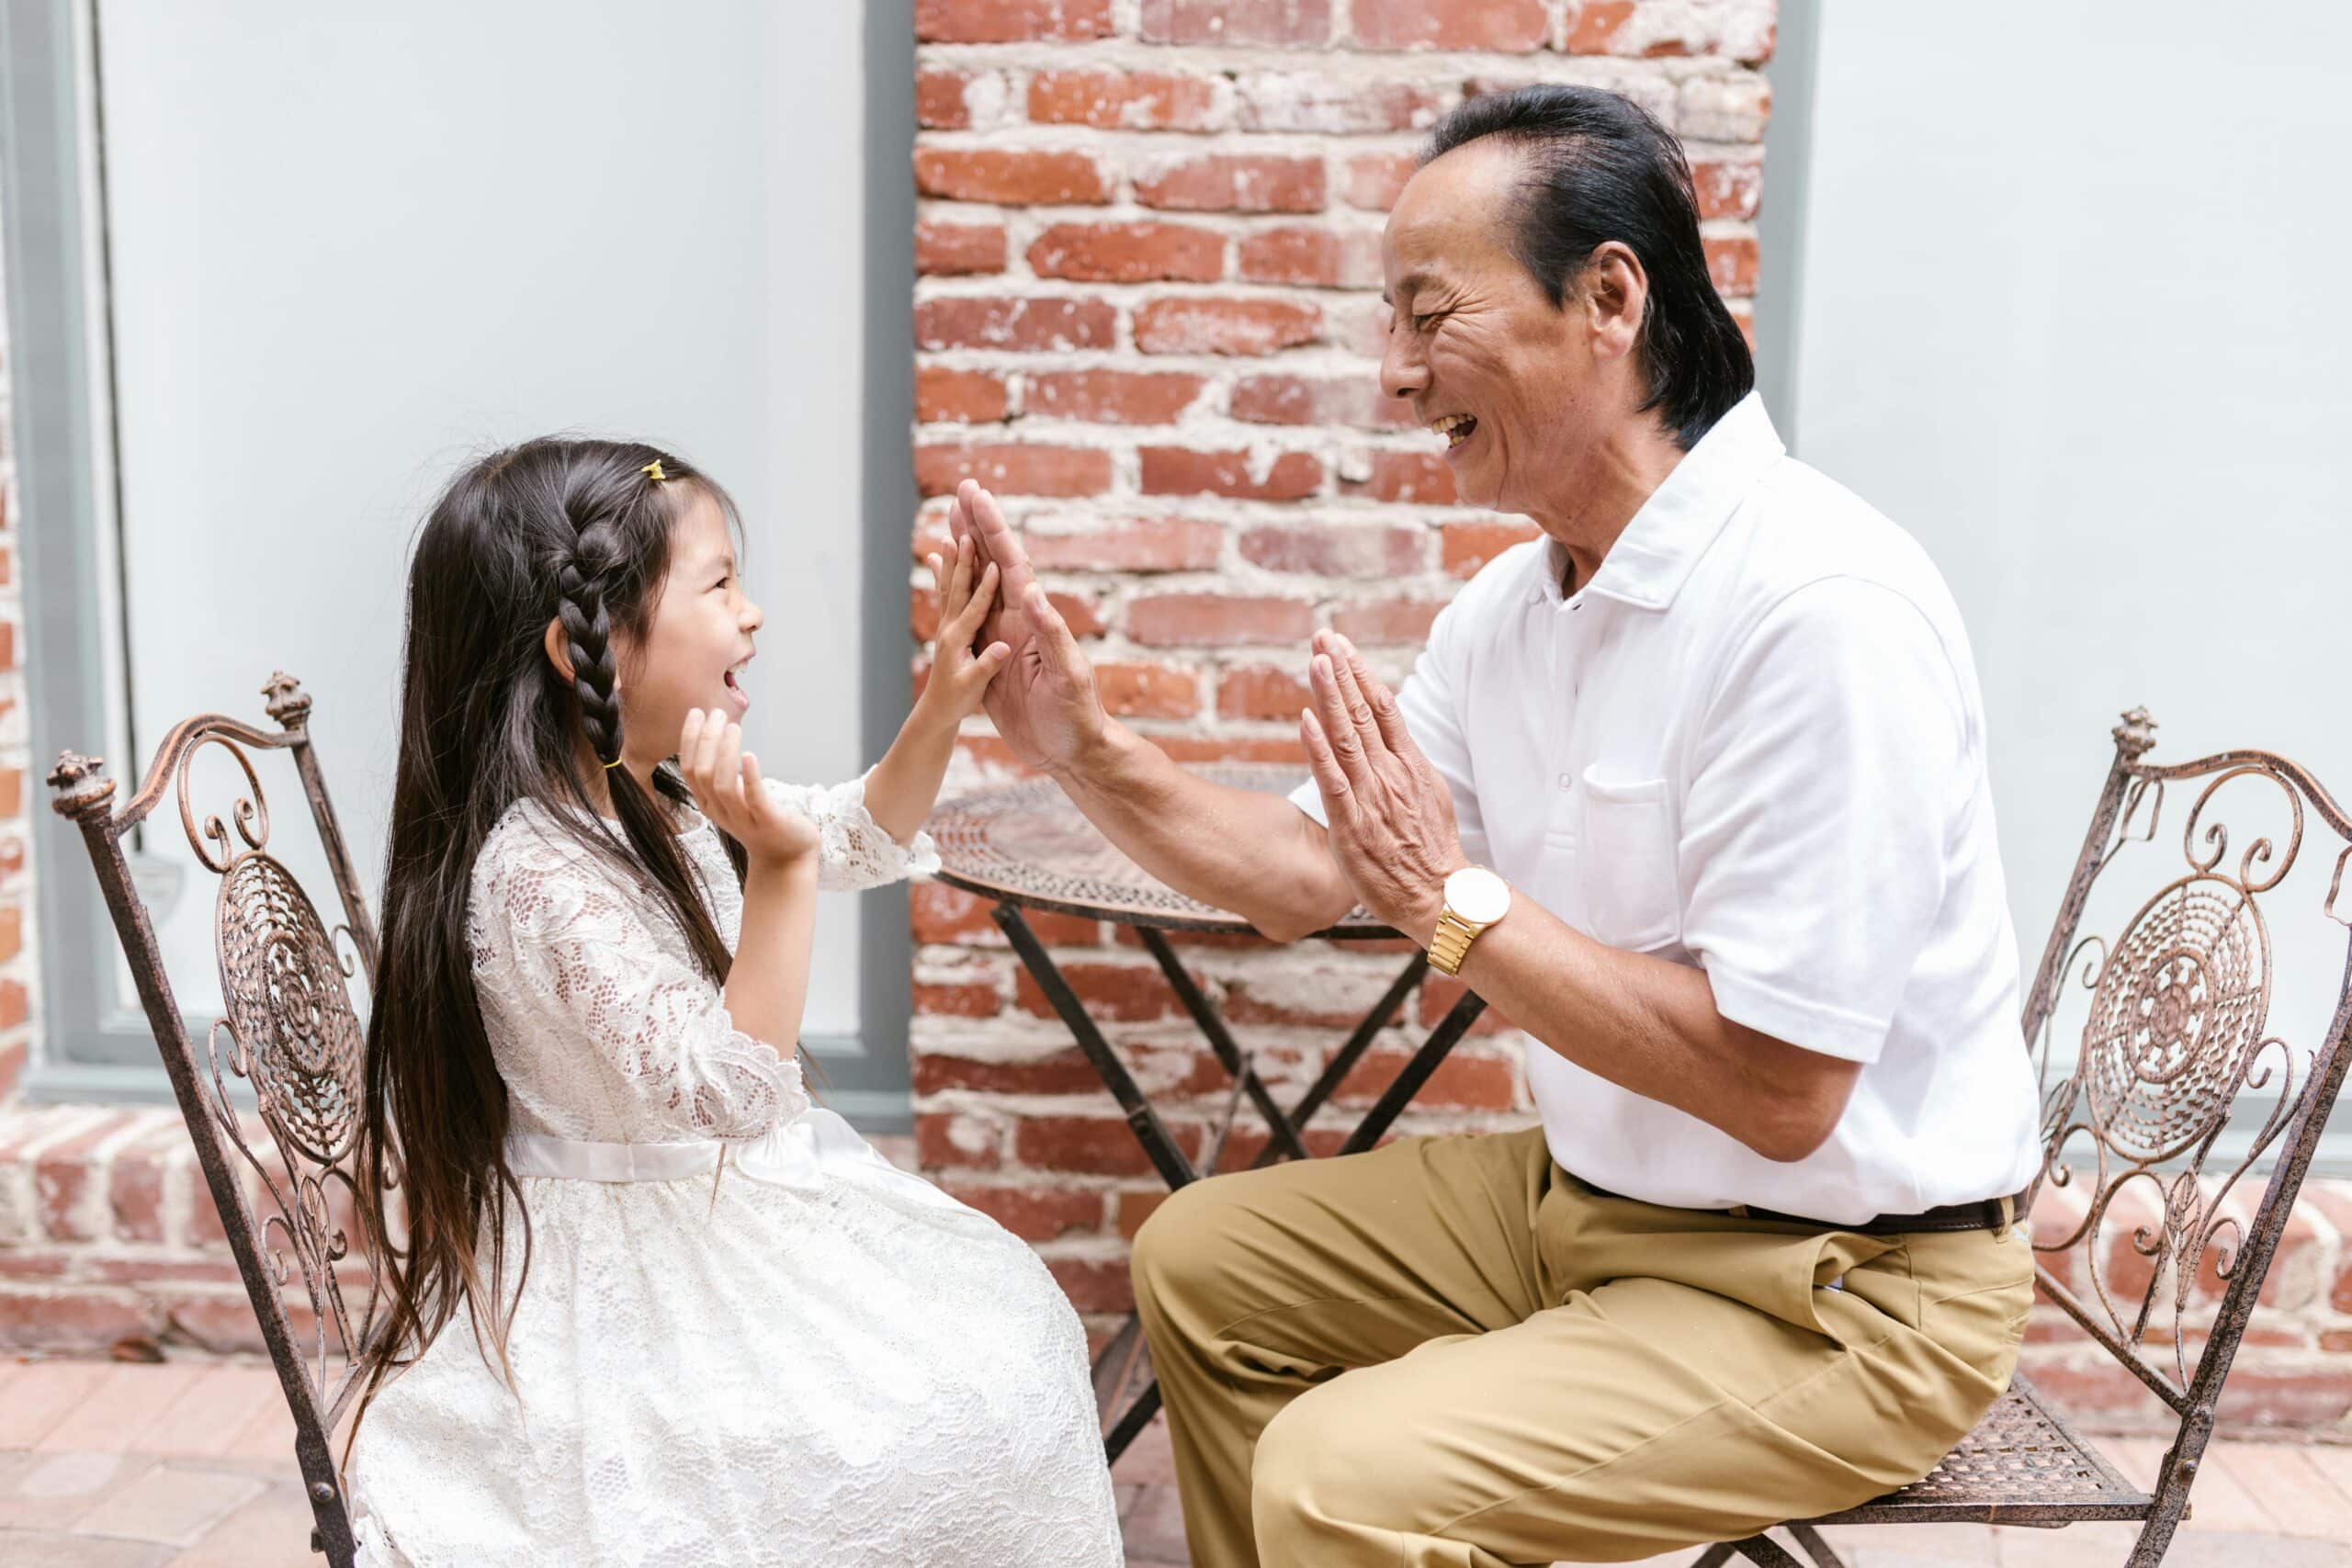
left=0, top=1107, right=270, bottom=1353
left=906, top=0, right=1772, bottom=1327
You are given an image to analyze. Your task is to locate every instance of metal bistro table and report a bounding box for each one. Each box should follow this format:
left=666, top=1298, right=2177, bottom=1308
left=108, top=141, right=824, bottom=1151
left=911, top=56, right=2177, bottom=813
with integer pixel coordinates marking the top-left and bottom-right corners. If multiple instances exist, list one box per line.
left=927, top=764, right=1491, bottom=1461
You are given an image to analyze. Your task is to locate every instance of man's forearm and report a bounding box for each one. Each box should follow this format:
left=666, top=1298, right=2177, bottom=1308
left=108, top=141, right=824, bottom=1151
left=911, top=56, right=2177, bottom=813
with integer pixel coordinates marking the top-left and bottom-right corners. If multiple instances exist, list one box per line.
left=1452, top=895, right=1861, bottom=1163
left=1052, top=722, right=1355, bottom=942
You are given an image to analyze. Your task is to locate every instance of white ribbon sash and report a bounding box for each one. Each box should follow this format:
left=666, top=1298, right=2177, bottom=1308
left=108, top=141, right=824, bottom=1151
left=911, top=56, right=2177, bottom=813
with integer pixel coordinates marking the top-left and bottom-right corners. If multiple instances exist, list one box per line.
left=503, top=1108, right=966, bottom=1215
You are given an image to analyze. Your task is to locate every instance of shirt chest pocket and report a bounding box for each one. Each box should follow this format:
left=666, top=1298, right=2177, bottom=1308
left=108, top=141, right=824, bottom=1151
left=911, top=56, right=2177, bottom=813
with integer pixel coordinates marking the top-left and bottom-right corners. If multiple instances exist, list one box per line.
left=1576, top=766, right=1682, bottom=953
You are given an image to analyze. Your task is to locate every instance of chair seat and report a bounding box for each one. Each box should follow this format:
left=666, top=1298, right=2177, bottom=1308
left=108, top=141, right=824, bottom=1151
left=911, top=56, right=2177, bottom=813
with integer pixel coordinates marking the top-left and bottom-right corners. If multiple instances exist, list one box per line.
left=1809, top=1375, right=2153, bottom=1526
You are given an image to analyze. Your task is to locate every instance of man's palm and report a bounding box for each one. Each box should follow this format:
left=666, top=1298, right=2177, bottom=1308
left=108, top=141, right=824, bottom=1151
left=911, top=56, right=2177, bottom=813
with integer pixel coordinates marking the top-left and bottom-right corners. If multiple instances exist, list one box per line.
left=949, top=480, right=1104, bottom=771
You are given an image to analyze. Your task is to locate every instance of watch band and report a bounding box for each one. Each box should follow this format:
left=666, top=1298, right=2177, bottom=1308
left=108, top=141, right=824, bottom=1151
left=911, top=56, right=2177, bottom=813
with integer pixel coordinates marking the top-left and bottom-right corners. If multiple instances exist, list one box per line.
left=1427, top=908, right=1484, bottom=977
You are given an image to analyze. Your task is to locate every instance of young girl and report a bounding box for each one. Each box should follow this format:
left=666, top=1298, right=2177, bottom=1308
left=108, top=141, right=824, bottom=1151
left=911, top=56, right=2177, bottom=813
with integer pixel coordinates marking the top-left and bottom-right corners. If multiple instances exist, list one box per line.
left=347, top=438, right=1123, bottom=1565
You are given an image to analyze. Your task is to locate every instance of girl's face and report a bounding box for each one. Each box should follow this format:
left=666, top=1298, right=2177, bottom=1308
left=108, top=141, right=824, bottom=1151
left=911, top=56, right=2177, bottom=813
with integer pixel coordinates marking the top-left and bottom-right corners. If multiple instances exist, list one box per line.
left=622, top=491, right=763, bottom=761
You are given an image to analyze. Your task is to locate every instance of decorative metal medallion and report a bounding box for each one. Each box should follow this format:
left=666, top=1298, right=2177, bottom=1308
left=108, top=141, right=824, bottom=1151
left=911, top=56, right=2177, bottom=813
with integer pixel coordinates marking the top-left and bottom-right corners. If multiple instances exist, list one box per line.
left=2078, top=874, right=2269, bottom=1164
left=215, top=852, right=368, bottom=1166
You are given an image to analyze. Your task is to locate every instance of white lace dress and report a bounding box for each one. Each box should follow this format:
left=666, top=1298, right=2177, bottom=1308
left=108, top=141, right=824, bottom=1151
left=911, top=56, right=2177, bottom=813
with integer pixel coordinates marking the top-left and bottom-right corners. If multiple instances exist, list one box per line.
left=348, top=774, right=1122, bottom=1567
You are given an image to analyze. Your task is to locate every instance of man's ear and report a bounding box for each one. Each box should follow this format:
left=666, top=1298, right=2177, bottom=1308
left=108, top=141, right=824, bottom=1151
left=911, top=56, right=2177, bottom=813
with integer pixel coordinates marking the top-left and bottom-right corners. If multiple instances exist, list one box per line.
left=543, top=617, right=576, bottom=682
left=1581, top=242, right=1648, bottom=364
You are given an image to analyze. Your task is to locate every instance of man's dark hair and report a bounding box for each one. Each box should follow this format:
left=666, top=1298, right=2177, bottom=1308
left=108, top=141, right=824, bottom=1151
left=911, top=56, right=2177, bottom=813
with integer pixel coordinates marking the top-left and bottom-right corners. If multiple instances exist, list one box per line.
left=1423, top=85, right=1754, bottom=449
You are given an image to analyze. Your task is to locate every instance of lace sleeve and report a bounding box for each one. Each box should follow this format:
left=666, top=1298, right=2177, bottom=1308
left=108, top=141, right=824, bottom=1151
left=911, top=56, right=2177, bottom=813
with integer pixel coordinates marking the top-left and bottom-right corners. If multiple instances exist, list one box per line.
left=763, top=769, right=942, bottom=892
left=473, top=820, right=808, bottom=1141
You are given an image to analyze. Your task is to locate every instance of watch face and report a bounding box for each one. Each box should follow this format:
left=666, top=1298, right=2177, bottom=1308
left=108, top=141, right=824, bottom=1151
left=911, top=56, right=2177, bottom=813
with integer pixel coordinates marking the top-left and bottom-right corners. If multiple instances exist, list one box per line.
left=1444, top=866, right=1511, bottom=925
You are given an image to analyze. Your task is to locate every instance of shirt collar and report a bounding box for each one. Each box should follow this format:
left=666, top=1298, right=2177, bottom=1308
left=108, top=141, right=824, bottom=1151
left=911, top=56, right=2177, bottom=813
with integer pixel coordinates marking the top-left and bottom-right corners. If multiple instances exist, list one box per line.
left=1539, top=390, right=1786, bottom=611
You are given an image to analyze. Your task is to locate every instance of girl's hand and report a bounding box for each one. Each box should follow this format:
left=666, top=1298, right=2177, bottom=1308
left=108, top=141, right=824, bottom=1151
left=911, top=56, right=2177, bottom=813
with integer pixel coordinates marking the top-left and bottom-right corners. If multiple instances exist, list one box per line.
left=678, top=707, right=820, bottom=868
left=945, top=480, right=1112, bottom=775
left=915, top=533, right=1014, bottom=730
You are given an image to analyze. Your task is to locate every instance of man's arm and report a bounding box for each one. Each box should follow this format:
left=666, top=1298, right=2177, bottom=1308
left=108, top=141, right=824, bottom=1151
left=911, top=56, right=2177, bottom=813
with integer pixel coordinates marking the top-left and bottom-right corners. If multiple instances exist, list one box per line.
left=1300, top=636, right=1863, bottom=1164
left=1449, top=897, right=1861, bottom=1162
left=944, top=479, right=1352, bottom=942
left=1054, top=722, right=1356, bottom=943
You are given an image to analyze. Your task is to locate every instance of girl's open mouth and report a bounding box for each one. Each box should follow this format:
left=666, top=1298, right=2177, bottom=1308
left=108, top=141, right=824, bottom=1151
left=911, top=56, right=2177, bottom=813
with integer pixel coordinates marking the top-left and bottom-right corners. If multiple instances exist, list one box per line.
left=723, top=666, right=750, bottom=712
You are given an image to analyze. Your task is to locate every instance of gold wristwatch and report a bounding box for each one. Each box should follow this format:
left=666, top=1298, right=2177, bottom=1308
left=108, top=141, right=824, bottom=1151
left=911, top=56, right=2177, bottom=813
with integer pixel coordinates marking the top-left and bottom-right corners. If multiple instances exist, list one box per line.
left=1427, top=866, right=1511, bottom=977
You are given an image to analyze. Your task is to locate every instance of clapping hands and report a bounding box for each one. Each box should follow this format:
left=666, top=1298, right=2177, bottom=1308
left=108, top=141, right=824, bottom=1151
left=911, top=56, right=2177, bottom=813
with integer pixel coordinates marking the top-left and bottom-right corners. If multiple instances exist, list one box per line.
left=916, top=530, right=1015, bottom=730
left=1299, top=631, right=1468, bottom=945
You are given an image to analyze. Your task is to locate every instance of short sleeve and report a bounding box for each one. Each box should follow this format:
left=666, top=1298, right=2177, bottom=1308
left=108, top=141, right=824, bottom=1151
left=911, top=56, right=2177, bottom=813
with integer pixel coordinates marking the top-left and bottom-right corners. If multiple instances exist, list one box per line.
left=1679, top=579, right=1969, bottom=1065
left=473, top=823, right=807, bottom=1140
left=1287, top=597, right=1492, bottom=867
left=763, top=769, right=942, bottom=892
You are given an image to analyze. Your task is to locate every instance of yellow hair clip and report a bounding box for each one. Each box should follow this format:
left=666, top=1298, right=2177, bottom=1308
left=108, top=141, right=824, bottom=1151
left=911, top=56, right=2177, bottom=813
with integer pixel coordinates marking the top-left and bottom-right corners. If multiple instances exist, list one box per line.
left=641, top=459, right=667, bottom=482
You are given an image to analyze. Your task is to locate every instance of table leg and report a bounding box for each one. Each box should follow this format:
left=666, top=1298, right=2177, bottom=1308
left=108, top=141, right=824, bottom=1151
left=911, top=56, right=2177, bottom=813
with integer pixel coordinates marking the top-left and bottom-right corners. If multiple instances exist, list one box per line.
left=1107, top=970, right=1486, bottom=1461
left=1104, top=1380, right=1163, bottom=1463
left=1199, top=1064, right=1253, bottom=1176
left=1136, top=927, right=1309, bottom=1163
left=982, top=905, right=1490, bottom=1463
left=1255, top=950, right=1430, bottom=1160
left=993, top=905, right=1198, bottom=1191
left=1339, top=988, right=1488, bottom=1155
left=1099, top=997, right=1483, bottom=1459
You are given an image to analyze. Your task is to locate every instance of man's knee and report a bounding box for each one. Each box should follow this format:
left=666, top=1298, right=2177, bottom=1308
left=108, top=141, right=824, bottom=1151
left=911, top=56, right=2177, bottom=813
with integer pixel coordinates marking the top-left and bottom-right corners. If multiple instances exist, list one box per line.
left=1129, top=1174, right=1241, bottom=1325
left=1250, top=1378, right=1415, bottom=1546
left=1248, top=1387, right=1340, bottom=1528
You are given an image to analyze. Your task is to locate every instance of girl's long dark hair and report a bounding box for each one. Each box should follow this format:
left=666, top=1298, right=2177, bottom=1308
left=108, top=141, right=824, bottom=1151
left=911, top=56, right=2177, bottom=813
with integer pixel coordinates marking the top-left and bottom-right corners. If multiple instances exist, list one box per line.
left=352, top=437, right=749, bottom=1435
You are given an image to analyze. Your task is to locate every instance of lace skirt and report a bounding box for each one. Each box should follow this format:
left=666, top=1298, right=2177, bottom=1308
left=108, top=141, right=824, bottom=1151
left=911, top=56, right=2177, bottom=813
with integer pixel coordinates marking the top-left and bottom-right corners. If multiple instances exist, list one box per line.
left=348, top=1111, right=1124, bottom=1566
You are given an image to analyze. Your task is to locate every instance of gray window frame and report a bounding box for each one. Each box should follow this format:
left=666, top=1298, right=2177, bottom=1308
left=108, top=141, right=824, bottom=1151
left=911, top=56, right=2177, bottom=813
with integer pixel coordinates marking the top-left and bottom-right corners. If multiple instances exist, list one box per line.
left=0, top=0, right=920, bottom=1129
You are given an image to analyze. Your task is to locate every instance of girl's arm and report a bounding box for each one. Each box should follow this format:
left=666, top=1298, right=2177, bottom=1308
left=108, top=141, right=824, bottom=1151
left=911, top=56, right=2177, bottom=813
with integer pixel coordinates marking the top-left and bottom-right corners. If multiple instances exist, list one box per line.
left=679, top=705, right=826, bottom=1051
left=724, top=853, right=821, bottom=1052
left=478, top=807, right=805, bottom=1141
left=864, top=534, right=1012, bottom=846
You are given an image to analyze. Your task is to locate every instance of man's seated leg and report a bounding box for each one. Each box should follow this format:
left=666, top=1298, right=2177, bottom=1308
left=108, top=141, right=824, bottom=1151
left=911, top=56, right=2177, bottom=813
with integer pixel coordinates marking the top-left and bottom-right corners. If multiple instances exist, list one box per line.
left=1248, top=1196, right=2033, bottom=1568
left=1131, top=1126, right=1555, bottom=1568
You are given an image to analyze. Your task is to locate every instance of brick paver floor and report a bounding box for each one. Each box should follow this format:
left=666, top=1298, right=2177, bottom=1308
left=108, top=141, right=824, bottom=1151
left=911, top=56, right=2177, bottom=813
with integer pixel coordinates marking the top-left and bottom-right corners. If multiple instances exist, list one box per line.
left=5, top=1353, right=2351, bottom=1565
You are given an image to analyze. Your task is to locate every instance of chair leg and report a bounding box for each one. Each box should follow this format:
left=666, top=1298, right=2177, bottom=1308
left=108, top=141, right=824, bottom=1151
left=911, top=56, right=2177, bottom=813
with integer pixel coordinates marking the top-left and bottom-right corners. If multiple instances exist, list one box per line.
left=1784, top=1522, right=1849, bottom=1568
left=1723, top=1534, right=1805, bottom=1567
left=1690, top=1547, right=1738, bottom=1568
left=2127, top=1509, right=2186, bottom=1566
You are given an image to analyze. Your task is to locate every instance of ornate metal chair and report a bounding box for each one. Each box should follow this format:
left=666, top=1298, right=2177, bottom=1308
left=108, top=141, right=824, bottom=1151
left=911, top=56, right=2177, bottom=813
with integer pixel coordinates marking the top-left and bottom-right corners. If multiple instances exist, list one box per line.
left=47, top=672, right=382, bottom=1567
left=1702, top=708, right=2352, bottom=1567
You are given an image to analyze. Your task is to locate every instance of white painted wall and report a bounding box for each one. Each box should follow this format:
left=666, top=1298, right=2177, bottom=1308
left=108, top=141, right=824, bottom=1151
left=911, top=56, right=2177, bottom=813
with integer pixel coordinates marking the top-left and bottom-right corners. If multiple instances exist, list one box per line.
left=95, top=1, right=874, bottom=1033
left=1785, top=2, right=2352, bottom=1063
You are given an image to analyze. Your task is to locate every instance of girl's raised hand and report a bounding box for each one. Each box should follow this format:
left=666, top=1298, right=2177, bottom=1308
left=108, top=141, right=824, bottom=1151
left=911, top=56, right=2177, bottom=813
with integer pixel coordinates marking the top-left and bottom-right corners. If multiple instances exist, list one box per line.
left=917, top=532, right=1014, bottom=728
left=678, top=707, right=820, bottom=868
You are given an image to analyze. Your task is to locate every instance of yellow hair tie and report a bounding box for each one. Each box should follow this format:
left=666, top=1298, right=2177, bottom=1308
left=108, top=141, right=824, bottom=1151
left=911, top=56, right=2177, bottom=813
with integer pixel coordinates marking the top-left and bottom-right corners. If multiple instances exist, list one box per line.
left=641, top=459, right=666, bottom=482
left=602, top=757, right=625, bottom=770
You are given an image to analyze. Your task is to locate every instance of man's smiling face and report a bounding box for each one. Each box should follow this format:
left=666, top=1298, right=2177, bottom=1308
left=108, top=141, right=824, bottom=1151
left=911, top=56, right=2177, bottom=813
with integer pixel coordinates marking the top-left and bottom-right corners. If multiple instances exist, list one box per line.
left=1379, top=138, right=1599, bottom=518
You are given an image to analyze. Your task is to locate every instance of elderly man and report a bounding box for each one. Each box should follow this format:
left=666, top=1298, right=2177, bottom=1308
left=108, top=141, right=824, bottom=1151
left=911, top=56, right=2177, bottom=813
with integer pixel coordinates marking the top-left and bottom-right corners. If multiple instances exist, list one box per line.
left=946, top=85, right=2041, bottom=1567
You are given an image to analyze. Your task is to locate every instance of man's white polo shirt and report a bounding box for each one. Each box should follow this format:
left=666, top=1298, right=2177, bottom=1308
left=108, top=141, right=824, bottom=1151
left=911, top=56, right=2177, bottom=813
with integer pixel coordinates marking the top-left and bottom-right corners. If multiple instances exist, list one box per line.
left=1291, top=392, right=2042, bottom=1223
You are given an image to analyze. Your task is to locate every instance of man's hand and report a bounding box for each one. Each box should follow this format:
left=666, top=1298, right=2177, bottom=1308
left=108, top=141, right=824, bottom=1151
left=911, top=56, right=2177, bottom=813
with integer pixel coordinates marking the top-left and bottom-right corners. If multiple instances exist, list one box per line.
left=945, top=479, right=1112, bottom=775
left=1298, top=631, right=1468, bottom=945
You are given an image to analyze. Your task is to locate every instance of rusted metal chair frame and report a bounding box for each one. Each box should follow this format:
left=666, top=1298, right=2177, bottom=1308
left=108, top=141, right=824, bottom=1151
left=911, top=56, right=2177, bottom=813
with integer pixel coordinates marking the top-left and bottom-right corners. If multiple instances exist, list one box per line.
left=47, top=673, right=382, bottom=1567
left=929, top=764, right=1489, bottom=1461
left=1699, top=708, right=2352, bottom=1567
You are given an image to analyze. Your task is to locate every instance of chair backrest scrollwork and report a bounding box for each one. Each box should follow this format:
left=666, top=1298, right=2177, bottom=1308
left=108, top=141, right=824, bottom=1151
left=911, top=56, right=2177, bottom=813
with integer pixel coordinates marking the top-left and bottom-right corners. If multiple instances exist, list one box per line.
left=2022, top=708, right=2352, bottom=1532
left=49, top=672, right=383, bottom=1567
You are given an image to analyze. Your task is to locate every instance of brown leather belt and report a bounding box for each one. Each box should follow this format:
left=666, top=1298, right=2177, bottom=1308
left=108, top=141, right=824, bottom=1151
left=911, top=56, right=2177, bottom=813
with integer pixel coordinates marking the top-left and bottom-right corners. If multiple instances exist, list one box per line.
left=1580, top=1180, right=2027, bottom=1236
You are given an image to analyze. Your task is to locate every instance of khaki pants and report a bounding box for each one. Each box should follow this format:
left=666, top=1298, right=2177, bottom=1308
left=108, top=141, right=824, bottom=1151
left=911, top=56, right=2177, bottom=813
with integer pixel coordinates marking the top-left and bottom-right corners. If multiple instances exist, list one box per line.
left=1130, top=1126, right=2033, bottom=1567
